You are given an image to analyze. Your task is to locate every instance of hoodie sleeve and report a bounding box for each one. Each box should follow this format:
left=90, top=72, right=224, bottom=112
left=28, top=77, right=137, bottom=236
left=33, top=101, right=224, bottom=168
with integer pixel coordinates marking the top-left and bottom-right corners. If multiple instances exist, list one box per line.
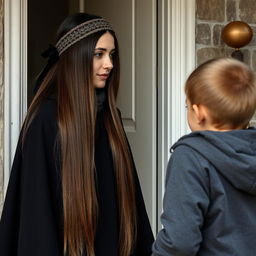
left=152, top=145, right=210, bottom=256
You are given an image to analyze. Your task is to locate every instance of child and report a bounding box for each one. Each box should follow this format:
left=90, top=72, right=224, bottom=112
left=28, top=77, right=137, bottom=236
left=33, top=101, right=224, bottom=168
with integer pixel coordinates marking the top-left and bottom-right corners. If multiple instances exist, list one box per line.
left=152, top=58, right=256, bottom=256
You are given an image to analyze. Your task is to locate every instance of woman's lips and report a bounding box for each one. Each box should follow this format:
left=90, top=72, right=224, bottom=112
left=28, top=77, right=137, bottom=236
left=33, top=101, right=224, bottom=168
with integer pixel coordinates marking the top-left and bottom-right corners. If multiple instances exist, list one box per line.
left=97, top=74, right=109, bottom=80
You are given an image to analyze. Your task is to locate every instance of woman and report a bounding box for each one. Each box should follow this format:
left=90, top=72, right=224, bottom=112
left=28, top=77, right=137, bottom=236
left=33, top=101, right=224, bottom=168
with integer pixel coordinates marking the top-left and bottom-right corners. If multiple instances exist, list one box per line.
left=0, top=13, right=154, bottom=256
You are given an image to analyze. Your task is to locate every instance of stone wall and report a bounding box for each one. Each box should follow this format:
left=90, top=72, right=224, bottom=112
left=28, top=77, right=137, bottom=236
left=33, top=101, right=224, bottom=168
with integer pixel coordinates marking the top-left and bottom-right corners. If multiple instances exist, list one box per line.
left=0, top=0, right=4, bottom=215
left=196, top=0, right=256, bottom=123
left=196, top=0, right=256, bottom=68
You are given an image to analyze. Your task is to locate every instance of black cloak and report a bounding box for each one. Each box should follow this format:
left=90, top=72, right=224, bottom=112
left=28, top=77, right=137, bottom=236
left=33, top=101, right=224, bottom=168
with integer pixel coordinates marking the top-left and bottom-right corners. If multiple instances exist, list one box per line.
left=0, top=98, right=154, bottom=255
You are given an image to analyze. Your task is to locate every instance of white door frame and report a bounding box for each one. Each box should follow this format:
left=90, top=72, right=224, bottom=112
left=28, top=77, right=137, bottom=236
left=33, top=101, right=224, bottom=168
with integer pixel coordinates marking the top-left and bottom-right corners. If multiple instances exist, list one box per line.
left=157, top=0, right=195, bottom=229
left=4, top=1, right=196, bottom=228
left=4, top=0, right=27, bottom=194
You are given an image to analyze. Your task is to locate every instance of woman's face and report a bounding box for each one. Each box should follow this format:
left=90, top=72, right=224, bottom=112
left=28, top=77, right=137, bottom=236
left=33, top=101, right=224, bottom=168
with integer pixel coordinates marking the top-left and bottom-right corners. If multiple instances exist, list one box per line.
left=93, top=32, right=115, bottom=88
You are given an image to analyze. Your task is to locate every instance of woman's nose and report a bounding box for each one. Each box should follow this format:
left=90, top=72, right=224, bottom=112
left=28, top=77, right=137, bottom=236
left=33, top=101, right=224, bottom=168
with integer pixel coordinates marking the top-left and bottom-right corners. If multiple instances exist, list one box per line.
left=103, top=55, right=113, bottom=70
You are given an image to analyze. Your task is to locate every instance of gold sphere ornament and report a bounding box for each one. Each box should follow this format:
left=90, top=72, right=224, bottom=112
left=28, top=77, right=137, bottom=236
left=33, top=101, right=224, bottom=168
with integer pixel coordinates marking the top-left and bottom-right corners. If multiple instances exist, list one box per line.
left=221, top=21, right=253, bottom=49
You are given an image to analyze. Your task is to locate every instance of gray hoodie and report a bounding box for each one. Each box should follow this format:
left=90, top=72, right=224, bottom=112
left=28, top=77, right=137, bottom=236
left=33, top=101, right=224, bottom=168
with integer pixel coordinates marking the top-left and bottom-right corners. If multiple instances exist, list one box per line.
left=152, top=128, right=256, bottom=256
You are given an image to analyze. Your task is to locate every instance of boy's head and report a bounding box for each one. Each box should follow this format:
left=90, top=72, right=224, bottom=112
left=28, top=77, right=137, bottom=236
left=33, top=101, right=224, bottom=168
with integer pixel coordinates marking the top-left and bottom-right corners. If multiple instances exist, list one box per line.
left=185, top=57, right=256, bottom=131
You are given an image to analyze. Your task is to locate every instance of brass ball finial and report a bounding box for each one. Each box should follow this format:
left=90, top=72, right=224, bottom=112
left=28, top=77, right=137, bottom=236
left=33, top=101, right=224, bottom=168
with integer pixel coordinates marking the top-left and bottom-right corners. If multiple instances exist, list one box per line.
left=222, top=21, right=253, bottom=49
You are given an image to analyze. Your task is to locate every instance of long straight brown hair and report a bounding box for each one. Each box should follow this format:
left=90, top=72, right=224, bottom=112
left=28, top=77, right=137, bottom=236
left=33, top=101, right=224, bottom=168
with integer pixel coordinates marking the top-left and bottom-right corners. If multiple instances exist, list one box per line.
left=22, top=13, right=137, bottom=256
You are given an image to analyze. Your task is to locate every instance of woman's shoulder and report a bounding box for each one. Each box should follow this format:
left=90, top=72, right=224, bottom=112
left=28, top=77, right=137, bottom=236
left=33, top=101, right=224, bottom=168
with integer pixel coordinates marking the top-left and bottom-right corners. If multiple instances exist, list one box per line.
left=26, top=98, right=58, bottom=136
left=21, top=98, right=59, bottom=154
left=34, top=98, right=58, bottom=124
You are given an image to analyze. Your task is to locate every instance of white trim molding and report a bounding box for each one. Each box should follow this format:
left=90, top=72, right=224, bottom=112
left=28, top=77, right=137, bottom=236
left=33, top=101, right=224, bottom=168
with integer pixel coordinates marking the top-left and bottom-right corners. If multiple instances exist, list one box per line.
left=120, top=0, right=136, bottom=133
left=170, top=0, right=195, bottom=145
left=157, top=0, right=195, bottom=230
left=4, top=0, right=27, bottom=194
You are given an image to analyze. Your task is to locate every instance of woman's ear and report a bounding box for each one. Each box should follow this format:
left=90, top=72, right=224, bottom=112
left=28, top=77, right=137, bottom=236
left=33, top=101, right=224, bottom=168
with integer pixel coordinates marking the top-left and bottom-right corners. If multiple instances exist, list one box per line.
left=192, top=104, right=207, bottom=124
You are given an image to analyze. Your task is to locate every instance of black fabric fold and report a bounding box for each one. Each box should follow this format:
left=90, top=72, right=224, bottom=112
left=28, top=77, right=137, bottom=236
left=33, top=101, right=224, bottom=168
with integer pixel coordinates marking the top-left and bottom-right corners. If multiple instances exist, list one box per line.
left=33, top=45, right=59, bottom=94
left=0, top=99, right=154, bottom=256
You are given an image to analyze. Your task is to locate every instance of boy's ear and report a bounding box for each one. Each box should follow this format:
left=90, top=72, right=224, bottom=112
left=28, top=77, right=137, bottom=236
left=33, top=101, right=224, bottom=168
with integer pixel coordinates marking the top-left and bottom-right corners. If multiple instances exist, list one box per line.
left=192, top=104, right=207, bottom=124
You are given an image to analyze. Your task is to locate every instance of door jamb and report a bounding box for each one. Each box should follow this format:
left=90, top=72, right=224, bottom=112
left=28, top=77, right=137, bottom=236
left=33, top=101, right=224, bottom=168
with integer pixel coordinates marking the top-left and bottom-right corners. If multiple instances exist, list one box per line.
left=3, top=1, right=196, bottom=226
left=157, top=0, right=195, bottom=230
left=4, top=0, right=27, bottom=194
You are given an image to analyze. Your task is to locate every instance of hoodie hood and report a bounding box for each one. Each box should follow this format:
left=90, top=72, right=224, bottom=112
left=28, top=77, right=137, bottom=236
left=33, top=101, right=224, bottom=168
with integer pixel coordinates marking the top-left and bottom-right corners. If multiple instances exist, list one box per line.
left=172, top=128, right=256, bottom=195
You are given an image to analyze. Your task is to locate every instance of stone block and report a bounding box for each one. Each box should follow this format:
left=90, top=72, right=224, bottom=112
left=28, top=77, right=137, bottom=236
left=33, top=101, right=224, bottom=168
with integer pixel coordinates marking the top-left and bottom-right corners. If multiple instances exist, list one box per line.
left=247, top=26, right=256, bottom=46
left=0, top=21, right=2, bottom=59
left=197, top=47, right=225, bottom=66
left=0, top=0, right=2, bottom=81
left=0, top=60, right=2, bottom=86
left=239, top=0, right=256, bottom=24
left=224, top=47, right=234, bottom=58
left=252, top=50, right=256, bottom=72
left=196, top=23, right=211, bottom=45
left=227, top=0, right=237, bottom=21
left=213, top=24, right=225, bottom=46
left=224, top=48, right=251, bottom=66
left=240, top=49, right=251, bottom=66
left=196, top=0, right=225, bottom=22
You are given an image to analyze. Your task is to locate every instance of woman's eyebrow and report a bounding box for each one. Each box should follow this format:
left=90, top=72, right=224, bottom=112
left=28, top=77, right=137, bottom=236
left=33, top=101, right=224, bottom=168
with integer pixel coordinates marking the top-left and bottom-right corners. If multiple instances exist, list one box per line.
left=95, top=47, right=116, bottom=51
left=95, top=47, right=107, bottom=51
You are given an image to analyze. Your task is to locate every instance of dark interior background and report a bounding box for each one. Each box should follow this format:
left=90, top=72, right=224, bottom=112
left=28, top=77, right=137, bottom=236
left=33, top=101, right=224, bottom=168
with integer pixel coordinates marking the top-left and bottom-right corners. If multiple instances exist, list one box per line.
left=27, top=0, right=77, bottom=106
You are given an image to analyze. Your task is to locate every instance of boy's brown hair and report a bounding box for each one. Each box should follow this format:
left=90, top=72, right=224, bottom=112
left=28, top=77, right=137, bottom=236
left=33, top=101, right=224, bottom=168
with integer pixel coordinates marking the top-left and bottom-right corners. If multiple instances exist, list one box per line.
left=185, top=58, right=256, bottom=129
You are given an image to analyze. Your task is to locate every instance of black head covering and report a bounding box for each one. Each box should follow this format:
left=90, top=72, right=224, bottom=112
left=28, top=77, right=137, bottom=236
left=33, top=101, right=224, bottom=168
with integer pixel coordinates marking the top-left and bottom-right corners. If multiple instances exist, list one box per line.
left=33, top=45, right=59, bottom=94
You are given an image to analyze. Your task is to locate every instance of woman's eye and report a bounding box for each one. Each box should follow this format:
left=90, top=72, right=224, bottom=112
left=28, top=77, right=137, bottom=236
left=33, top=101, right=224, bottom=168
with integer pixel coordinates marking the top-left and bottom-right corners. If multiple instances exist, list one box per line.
left=110, top=52, right=115, bottom=58
left=94, top=52, right=102, bottom=57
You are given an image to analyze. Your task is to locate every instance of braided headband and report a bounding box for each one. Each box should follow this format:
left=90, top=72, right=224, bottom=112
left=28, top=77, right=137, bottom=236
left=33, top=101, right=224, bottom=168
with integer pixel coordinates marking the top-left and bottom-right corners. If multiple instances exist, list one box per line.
left=56, top=18, right=113, bottom=55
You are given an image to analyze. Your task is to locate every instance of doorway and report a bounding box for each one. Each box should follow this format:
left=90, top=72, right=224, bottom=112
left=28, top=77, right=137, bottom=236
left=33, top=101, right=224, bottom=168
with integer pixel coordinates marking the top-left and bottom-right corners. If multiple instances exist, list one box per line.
left=4, top=0, right=195, bottom=235
left=27, top=0, right=158, bottom=232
